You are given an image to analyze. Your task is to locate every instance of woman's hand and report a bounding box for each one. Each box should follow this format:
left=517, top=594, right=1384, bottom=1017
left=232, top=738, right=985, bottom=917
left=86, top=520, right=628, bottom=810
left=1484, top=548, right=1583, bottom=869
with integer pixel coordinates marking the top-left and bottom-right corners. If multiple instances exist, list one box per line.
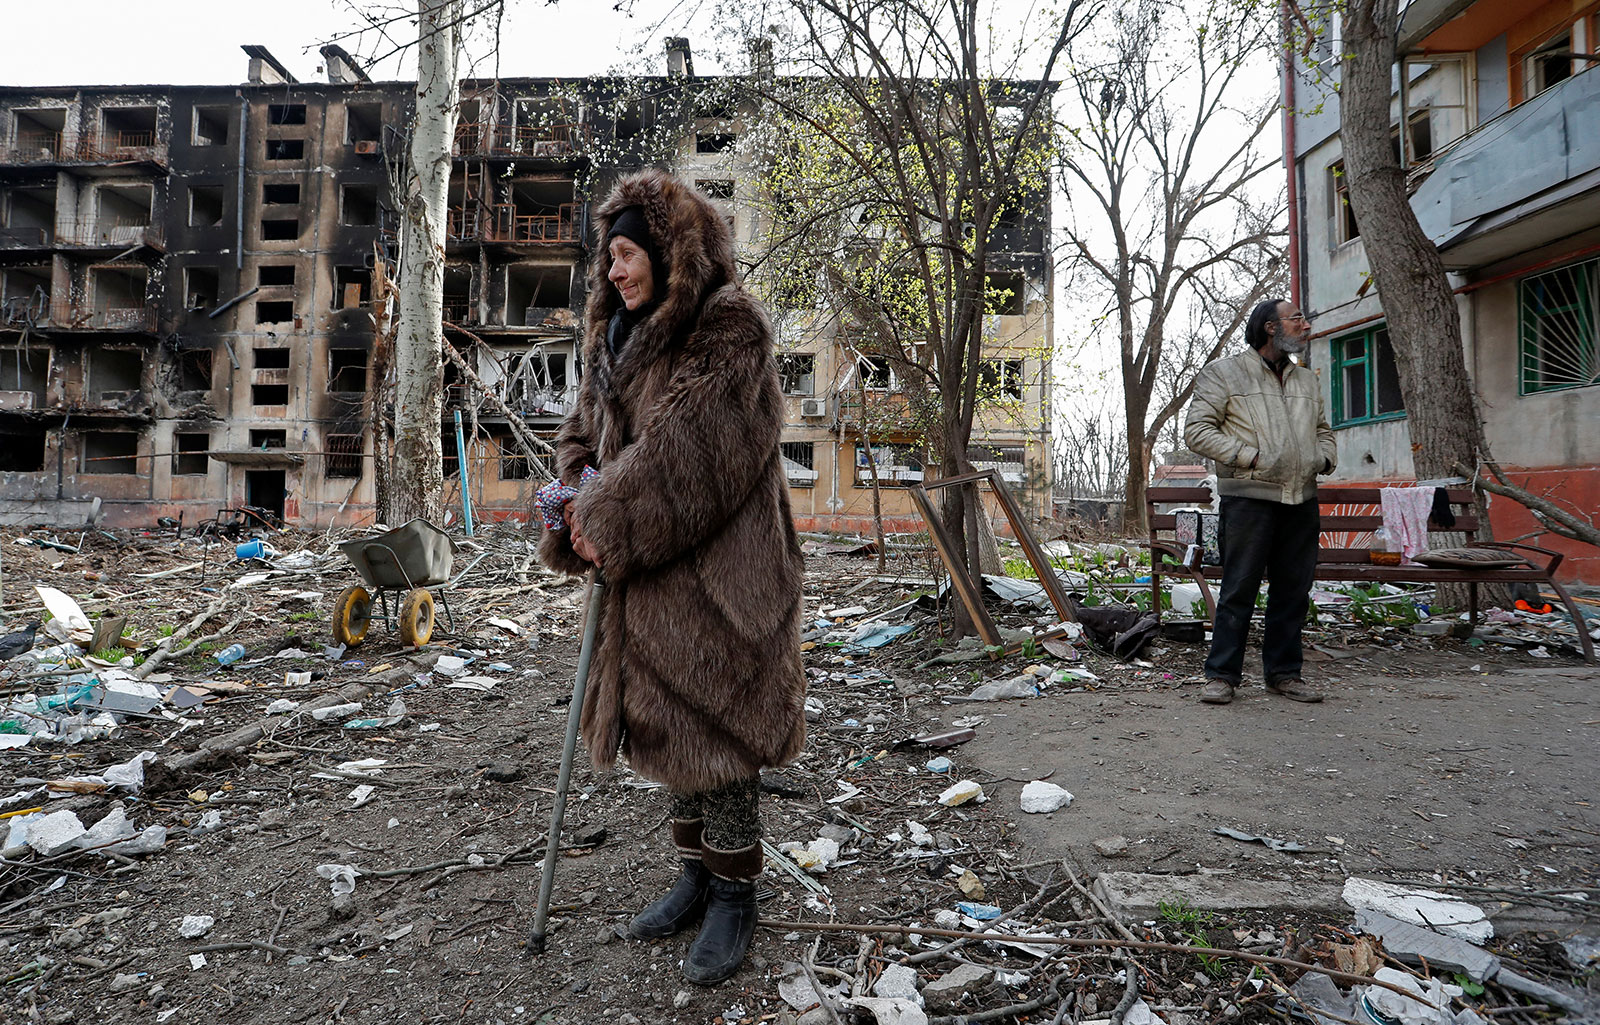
left=564, top=503, right=601, bottom=568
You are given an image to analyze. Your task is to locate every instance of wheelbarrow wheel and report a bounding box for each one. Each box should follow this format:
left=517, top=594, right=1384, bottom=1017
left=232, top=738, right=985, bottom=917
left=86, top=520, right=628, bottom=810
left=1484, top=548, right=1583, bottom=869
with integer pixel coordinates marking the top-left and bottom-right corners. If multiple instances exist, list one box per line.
left=332, top=585, right=372, bottom=647
left=398, top=588, right=436, bottom=647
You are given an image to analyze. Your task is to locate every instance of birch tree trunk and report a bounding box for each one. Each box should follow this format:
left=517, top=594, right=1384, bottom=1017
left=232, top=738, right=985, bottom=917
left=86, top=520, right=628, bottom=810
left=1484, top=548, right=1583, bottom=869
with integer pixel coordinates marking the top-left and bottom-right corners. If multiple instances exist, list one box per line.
left=387, top=0, right=462, bottom=525
left=1340, top=0, right=1508, bottom=607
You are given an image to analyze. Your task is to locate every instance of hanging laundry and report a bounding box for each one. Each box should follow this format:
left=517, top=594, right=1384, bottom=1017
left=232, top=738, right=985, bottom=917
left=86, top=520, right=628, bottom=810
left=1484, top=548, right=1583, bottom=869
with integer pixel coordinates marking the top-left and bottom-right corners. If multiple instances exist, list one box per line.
left=1380, top=486, right=1434, bottom=563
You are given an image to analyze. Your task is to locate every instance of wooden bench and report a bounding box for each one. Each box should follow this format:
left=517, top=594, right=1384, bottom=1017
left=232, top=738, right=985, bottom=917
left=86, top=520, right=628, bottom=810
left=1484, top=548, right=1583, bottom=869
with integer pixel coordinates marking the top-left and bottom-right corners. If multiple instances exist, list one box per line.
left=1145, top=486, right=1595, bottom=664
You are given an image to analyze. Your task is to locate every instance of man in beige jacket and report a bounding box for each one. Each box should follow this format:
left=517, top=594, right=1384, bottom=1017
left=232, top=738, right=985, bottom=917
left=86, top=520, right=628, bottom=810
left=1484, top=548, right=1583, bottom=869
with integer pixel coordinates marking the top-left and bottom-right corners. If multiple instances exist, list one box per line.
left=1183, top=298, right=1337, bottom=705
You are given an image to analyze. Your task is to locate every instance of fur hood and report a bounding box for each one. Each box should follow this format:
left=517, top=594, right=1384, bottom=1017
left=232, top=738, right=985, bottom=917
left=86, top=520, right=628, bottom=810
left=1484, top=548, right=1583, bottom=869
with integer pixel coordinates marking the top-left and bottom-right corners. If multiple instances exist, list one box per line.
left=537, top=169, right=807, bottom=793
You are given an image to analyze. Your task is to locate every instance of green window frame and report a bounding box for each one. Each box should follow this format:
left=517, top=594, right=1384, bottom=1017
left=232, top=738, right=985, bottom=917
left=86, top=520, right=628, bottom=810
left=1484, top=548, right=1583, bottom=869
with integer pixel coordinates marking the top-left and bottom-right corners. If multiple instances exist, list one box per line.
left=1519, top=257, right=1598, bottom=395
left=1330, top=324, right=1406, bottom=427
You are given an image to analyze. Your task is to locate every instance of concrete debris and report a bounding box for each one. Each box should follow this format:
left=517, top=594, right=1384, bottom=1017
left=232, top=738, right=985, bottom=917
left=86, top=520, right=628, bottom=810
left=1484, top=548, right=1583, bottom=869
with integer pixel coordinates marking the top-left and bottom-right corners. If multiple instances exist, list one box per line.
left=1355, top=909, right=1501, bottom=982
left=177, top=915, right=214, bottom=939
left=1341, top=878, right=1492, bottom=944
left=1019, top=780, right=1073, bottom=813
left=937, top=780, right=984, bottom=806
left=922, top=963, right=990, bottom=1013
left=839, top=996, right=928, bottom=1025
left=872, top=963, right=922, bottom=1003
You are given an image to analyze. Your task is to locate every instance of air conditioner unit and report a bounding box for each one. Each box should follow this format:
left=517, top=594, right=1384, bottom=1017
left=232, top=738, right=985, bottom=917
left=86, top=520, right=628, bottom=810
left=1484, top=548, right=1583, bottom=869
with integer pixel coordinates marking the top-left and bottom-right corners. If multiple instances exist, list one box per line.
left=354, top=140, right=379, bottom=156
left=800, top=398, right=826, bottom=418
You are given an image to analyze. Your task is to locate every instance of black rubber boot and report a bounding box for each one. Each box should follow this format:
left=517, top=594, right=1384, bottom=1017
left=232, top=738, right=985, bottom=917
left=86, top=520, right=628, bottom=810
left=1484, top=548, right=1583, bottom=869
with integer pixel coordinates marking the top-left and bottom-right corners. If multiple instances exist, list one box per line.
left=684, top=842, right=760, bottom=985
left=628, top=819, right=709, bottom=939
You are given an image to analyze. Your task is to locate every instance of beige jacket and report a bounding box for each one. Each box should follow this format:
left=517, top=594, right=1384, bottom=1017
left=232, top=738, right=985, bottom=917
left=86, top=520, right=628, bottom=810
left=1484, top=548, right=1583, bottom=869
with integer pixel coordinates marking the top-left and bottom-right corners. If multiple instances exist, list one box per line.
left=1184, top=349, right=1337, bottom=505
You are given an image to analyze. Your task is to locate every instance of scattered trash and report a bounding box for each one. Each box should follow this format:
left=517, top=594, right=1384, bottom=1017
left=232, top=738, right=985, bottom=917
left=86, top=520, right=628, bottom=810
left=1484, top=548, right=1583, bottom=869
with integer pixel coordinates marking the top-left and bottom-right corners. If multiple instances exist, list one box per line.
left=955, top=902, right=1002, bottom=920
left=310, top=702, right=363, bottom=722
left=1214, top=826, right=1306, bottom=852
left=938, top=780, right=984, bottom=806
left=924, top=756, right=952, bottom=773
left=1342, top=877, right=1492, bottom=944
left=315, top=863, right=362, bottom=897
left=213, top=643, right=247, bottom=666
left=1019, top=780, right=1073, bottom=813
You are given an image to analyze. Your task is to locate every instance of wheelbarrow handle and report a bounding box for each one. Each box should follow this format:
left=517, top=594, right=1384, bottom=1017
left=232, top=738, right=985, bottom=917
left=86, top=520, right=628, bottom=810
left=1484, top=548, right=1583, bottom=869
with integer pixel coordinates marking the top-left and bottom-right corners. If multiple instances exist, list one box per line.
left=528, top=570, right=605, bottom=954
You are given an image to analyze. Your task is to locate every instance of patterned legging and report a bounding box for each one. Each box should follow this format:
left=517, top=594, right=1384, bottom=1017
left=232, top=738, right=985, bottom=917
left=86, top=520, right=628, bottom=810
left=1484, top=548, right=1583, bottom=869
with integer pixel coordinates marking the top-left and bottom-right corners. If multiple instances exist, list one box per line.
left=669, top=776, right=760, bottom=849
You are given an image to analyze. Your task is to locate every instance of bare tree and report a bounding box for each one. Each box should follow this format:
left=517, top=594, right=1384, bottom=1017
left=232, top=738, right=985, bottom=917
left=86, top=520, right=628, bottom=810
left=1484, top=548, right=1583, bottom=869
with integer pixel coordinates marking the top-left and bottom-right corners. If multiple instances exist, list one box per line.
left=1058, top=0, right=1284, bottom=534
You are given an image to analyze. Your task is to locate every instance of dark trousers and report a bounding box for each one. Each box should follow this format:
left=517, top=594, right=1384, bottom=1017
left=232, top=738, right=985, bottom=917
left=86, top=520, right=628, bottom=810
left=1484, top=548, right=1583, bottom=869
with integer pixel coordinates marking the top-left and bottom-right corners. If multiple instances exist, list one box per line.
left=669, top=777, right=761, bottom=849
left=1204, top=495, right=1319, bottom=685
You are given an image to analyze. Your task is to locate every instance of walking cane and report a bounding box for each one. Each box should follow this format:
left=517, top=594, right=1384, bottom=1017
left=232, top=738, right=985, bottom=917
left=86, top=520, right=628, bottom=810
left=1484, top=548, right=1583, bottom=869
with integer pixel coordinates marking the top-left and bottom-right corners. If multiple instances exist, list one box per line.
left=527, top=570, right=604, bottom=955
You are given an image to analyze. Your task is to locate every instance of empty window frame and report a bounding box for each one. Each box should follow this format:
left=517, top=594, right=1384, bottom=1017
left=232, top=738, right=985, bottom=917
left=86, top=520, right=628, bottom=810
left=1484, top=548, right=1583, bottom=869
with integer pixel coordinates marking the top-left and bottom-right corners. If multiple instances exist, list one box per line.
left=858, top=355, right=894, bottom=390
left=1331, top=325, right=1406, bottom=425
left=265, top=139, right=305, bottom=161
left=346, top=102, right=382, bottom=144
left=256, top=300, right=294, bottom=324
left=505, top=264, right=571, bottom=325
left=262, top=182, right=300, bottom=205
left=500, top=448, right=531, bottom=480
left=780, top=441, right=817, bottom=487
left=696, top=132, right=736, bottom=154
left=89, top=348, right=142, bottom=398
left=0, top=425, right=47, bottom=471
left=260, top=218, right=299, bottom=241
left=251, top=383, right=290, bottom=405
left=979, top=358, right=1025, bottom=400
left=176, top=348, right=213, bottom=391
left=173, top=432, right=209, bottom=475
left=985, top=272, right=1026, bottom=316
left=249, top=429, right=287, bottom=449
left=268, top=103, right=307, bottom=125
left=257, top=265, right=295, bottom=287
left=0, top=346, right=50, bottom=404
left=334, top=266, right=372, bottom=309
left=325, top=434, right=363, bottom=478
left=777, top=352, right=815, bottom=395
left=193, top=106, right=230, bottom=147
left=182, top=267, right=219, bottom=310
left=1330, top=161, right=1359, bottom=244
left=339, top=183, right=381, bottom=226
left=328, top=348, right=369, bottom=392
left=1519, top=257, right=1598, bottom=395
left=189, top=185, right=224, bottom=228
left=254, top=347, right=291, bottom=369
left=83, top=431, right=138, bottom=474
left=695, top=178, right=735, bottom=200
left=1529, top=31, right=1574, bottom=97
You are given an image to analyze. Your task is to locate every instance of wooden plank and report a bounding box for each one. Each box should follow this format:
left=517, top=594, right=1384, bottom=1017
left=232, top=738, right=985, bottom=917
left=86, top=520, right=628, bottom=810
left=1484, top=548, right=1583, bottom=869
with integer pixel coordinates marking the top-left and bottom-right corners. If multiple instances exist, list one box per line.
left=984, top=470, right=1077, bottom=624
left=1150, top=514, right=1178, bottom=530
left=1317, top=486, right=1474, bottom=505
left=907, top=484, right=1001, bottom=648
left=1147, top=487, right=1213, bottom=503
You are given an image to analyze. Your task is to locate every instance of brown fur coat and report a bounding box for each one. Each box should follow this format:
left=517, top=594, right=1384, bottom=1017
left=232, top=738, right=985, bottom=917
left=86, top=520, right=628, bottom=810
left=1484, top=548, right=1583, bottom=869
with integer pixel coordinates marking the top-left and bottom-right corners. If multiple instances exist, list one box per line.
left=537, top=170, right=807, bottom=793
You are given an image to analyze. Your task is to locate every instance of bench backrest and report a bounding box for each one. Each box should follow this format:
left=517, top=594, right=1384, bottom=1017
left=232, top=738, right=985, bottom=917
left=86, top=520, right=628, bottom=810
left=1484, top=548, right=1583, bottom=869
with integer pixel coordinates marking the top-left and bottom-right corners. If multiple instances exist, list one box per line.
left=1147, top=486, right=1477, bottom=561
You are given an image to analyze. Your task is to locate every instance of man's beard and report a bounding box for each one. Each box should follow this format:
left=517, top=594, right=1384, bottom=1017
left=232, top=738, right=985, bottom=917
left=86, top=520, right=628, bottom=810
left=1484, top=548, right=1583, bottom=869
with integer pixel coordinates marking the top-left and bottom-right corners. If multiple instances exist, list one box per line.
left=1277, top=334, right=1309, bottom=354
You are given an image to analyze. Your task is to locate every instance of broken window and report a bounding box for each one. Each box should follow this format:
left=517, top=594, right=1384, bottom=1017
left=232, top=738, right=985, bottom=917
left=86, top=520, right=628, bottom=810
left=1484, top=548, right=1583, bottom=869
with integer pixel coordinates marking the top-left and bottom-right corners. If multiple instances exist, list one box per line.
left=497, top=180, right=576, bottom=243
left=93, top=183, right=153, bottom=243
left=265, top=139, right=304, bottom=161
left=855, top=443, right=923, bottom=487
left=985, top=272, right=1025, bottom=316
left=340, top=184, right=381, bottom=226
left=189, top=186, right=224, bottom=228
left=0, top=425, right=46, bottom=471
left=193, top=106, right=229, bottom=147
left=328, top=349, right=368, bottom=392
left=441, top=429, right=460, bottom=477
left=258, top=265, right=295, bottom=287
left=173, top=432, right=209, bottom=475
left=325, top=434, right=363, bottom=478
left=252, top=383, right=289, bottom=406
left=505, top=264, right=572, bottom=325
left=260, top=218, right=299, bottom=241
left=777, top=353, right=815, bottom=395
left=979, top=358, right=1025, bottom=400
left=1331, top=161, right=1359, bottom=244
left=858, top=355, right=893, bottom=391
left=346, top=102, right=382, bottom=144
left=1530, top=31, right=1574, bottom=96
left=89, top=348, right=142, bottom=400
left=2, top=266, right=51, bottom=325
left=11, top=108, right=66, bottom=159
left=256, top=300, right=294, bottom=324
left=968, top=444, right=1025, bottom=483
left=505, top=350, right=570, bottom=413
left=249, top=429, right=287, bottom=449
left=255, top=347, right=290, bottom=369
left=695, top=179, right=735, bottom=200
left=2, top=184, right=56, bottom=245
left=0, top=347, right=49, bottom=407
left=780, top=441, right=816, bottom=487
left=333, top=266, right=372, bottom=309
left=696, top=132, right=736, bottom=154
left=83, top=431, right=138, bottom=474
left=442, top=265, right=474, bottom=325
left=614, top=101, right=643, bottom=140
left=88, top=267, right=148, bottom=328
left=262, top=182, right=300, bottom=205
left=98, top=106, right=156, bottom=153
left=183, top=267, right=219, bottom=311
left=500, top=449, right=531, bottom=480
left=177, top=348, right=213, bottom=391
left=268, top=103, right=307, bottom=125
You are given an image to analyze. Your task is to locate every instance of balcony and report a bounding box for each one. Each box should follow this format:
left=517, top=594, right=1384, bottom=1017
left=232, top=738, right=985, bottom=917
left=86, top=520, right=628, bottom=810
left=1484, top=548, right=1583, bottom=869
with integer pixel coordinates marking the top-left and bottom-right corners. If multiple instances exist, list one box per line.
left=1, top=131, right=66, bottom=164
left=0, top=226, right=53, bottom=250
left=448, top=203, right=579, bottom=245
left=0, top=131, right=166, bottom=169
left=453, top=123, right=588, bottom=160
left=49, top=303, right=156, bottom=333
left=59, top=220, right=165, bottom=252
left=1411, top=66, right=1600, bottom=270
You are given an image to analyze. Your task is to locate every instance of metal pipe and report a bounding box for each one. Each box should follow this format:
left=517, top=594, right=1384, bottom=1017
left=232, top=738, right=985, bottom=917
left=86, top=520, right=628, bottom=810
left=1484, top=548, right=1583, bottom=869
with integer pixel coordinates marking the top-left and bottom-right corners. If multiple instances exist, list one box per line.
left=453, top=409, right=474, bottom=536
left=527, top=573, right=605, bottom=956
left=235, top=91, right=247, bottom=271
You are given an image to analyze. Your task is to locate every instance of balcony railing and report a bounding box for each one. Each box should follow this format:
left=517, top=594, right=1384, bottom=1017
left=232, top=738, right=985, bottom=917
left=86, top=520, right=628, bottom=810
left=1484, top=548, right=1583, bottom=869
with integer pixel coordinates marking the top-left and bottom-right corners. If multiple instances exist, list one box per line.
left=0, top=226, right=53, bottom=248
left=59, top=219, right=164, bottom=250
left=2, top=131, right=64, bottom=162
left=76, top=131, right=163, bottom=163
left=449, top=203, right=579, bottom=244
left=453, top=122, right=587, bottom=159
left=49, top=303, right=156, bottom=332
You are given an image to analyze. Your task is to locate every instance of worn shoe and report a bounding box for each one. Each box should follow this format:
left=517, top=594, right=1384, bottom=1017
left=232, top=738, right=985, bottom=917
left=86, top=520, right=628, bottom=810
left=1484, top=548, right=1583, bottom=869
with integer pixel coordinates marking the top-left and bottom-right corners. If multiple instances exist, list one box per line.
left=1265, top=678, right=1324, bottom=703
left=1199, top=679, right=1235, bottom=704
left=684, top=842, right=761, bottom=985
left=629, top=819, right=710, bottom=939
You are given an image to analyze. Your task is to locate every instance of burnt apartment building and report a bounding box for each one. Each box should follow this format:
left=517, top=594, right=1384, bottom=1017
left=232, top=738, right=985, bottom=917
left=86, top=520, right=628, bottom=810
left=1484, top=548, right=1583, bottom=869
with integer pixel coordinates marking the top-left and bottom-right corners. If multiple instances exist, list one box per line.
left=1, top=41, right=1053, bottom=531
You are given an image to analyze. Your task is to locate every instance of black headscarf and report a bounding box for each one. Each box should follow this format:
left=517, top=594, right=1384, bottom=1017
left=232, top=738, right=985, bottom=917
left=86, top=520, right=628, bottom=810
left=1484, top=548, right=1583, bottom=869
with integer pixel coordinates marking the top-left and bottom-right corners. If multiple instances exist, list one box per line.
left=605, top=206, right=668, bottom=361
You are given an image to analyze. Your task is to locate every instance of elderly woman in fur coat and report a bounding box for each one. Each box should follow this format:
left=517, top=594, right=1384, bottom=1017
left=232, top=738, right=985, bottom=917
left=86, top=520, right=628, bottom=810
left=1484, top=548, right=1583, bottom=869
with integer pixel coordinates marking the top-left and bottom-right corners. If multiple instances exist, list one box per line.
left=537, top=170, right=807, bottom=984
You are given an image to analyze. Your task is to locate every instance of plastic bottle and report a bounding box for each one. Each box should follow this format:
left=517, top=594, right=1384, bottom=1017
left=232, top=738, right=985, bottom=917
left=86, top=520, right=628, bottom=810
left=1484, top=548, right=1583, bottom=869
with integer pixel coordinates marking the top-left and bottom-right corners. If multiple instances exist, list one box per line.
left=214, top=643, right=247, bottom=665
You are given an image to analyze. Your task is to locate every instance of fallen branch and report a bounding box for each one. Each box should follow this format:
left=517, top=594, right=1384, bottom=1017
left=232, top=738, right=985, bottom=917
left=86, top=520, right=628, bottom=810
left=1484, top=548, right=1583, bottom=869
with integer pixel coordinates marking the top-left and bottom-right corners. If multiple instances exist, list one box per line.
left=1457, top=459, right=1600, bottom=549
left=190, top=939, right=289, bottom=956
left=757, top=919, right=1432, bottom=1002
left=133, top=597, right=233, bottom=679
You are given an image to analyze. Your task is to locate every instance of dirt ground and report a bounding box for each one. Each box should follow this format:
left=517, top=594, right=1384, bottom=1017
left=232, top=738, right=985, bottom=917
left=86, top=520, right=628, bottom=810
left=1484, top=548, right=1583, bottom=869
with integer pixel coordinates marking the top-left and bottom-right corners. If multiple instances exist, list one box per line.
left=0, top=526, right=1595, bottom=1024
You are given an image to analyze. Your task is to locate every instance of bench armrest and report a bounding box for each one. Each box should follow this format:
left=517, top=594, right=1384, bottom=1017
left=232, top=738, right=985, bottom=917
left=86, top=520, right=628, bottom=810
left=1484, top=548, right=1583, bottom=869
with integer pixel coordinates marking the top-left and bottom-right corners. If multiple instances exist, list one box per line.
left=1146, top=539, right=1189, bottom=567
left=1473, top=541, right=1564, bottom=575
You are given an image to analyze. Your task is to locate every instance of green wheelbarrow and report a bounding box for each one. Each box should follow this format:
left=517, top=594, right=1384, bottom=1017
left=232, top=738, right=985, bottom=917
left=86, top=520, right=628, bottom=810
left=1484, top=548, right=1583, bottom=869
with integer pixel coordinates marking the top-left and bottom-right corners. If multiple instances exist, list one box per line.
left=331, top=518, right=457, bottom=647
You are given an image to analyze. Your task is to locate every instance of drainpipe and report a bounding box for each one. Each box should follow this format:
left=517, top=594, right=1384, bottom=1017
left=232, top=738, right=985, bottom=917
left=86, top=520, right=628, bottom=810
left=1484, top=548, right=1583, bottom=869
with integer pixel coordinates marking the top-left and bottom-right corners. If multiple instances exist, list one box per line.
left=235, top=91, right=248, bottom=272
left=1281, top=0, right=1302, bottom=309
